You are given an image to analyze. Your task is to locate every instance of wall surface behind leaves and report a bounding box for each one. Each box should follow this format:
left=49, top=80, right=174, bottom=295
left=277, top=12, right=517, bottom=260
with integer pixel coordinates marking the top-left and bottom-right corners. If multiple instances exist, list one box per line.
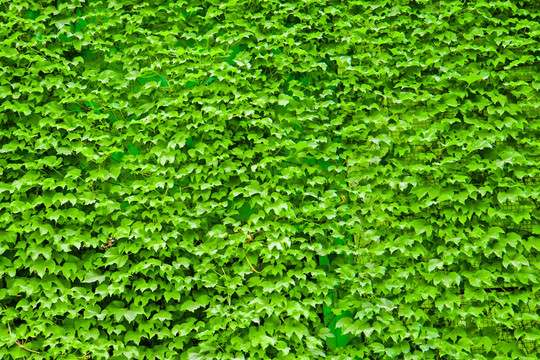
left=0, top=0, right=539, bottom=359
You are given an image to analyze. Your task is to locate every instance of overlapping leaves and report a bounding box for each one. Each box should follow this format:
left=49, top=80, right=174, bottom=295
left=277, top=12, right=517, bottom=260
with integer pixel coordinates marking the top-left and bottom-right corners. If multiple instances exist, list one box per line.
left=0, top=0, right=539, bottom=359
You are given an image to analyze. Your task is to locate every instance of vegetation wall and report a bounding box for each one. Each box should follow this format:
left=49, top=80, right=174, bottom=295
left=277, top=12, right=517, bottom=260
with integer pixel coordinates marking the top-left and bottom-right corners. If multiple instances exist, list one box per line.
left=0, top=1, right=539, bottom=359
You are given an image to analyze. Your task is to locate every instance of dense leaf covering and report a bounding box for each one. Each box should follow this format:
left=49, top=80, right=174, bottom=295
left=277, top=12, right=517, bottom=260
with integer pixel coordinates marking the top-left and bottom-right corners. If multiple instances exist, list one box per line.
left=1, top=0, right=539, bottom=359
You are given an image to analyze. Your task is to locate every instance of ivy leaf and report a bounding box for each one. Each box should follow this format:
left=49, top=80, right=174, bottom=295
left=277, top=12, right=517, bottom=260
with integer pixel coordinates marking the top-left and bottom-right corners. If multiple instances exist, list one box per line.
left=123, top=309, right=144, bottom=323
left=468, top=269, right=494, bottom=287
left=428, top=258, right=444, bottom=272
left=82, top=271, right=107, bottom=284
left=0, top=85, right=12, bottom=98
left=503, top=253, right=529, bottom=270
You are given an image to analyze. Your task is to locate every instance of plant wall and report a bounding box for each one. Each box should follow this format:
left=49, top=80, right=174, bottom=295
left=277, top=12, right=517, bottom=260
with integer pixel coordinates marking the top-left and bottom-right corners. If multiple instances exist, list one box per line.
left=0, top=0, right=539, bottom=359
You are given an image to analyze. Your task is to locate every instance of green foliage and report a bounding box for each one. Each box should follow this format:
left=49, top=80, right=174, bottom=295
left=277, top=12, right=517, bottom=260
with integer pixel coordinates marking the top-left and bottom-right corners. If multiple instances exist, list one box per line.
left=0, top=0, right=539, bottom=359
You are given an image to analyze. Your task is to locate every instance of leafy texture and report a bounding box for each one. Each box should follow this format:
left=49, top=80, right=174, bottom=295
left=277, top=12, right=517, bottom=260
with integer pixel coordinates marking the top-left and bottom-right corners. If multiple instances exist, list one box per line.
left=0, top=0, right=539, bottom=359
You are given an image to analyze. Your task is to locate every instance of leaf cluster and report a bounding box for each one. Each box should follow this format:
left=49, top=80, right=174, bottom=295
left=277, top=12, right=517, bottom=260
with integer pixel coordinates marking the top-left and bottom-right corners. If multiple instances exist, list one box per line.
left=0, top=0, right=539, bottom=359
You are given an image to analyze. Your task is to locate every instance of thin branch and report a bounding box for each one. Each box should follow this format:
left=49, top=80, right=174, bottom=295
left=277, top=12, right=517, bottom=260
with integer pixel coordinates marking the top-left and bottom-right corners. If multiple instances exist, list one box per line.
left=7, top=322, right=41, bottom=354
left=245, top=256, right=262, bottom=274
left=221, top=266, right=232, bottom=306
left=77, top=351, right=91, bottom=359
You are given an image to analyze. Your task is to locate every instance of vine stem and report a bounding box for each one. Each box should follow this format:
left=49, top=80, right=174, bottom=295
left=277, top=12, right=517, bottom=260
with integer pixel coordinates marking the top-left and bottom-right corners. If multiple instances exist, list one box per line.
left=77, top=351, right=91, bottom=359
left=221, top=266, right=232, bottom=306
left=7, top=322, right=41, bottom=354
left=245, top=256, right=262, bottom=274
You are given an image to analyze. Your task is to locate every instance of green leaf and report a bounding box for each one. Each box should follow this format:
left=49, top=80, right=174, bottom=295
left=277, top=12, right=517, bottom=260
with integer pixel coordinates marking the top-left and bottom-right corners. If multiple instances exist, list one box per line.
left=181, top=300, right=203, bottom=312
left=0, top=85, right=12, bottom=98
left=123, top=309, right=144, bottom=323
left=468, top=269, right=494, bottom=287
left=82, top=271, right=107, bottom=284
